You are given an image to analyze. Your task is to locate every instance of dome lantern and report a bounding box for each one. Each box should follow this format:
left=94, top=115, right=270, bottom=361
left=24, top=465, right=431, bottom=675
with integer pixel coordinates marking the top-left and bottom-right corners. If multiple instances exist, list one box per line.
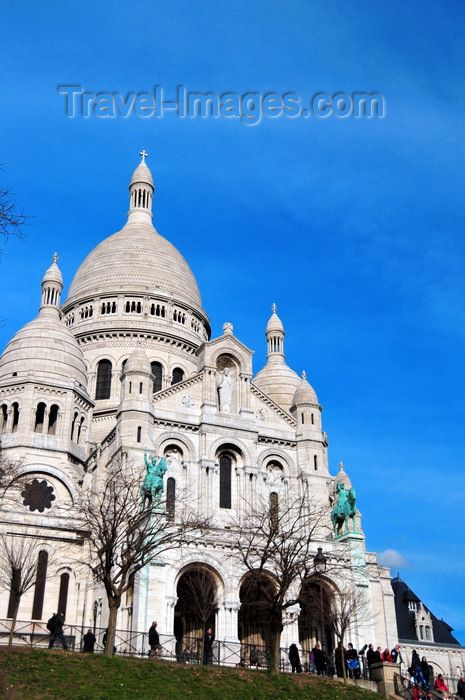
left=127, top=150, right=154, bottom=224
left=40, top=252, right=63, bottom=315
left=253, top=304, right=300, bottom=411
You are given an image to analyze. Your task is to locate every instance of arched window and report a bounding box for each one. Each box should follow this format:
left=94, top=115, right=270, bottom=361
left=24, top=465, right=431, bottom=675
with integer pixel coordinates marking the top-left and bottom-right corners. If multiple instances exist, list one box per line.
left=57, top=572, right=70, bottom=618
left=76, top=416, right=85, bottom=445
left=314, top=455, right=318, bottom=471
left=171, top=367, right=184, bottom=385
left=270, top=492, right=279, bottom=530
left=95, top=360, right=112, bottom=400
left=31, top=550, right=48, bottom=620
left=7, top=565, right=21, bottom=619
left=151, top=362, right=163, bottom=392
left=219, top=454, right=232, bottom=509
left=70, top=411, right=78, bottom=442
left=0, top=404, right=7, bottom=433
left=167, top=477, right=176, bottom=521
left=137, top=426, right=142, bottom=443
left=34, top=402, right=46, bottom=433
left=12, top=402, right=19, bottom=433
left=48, top=404, right=59, bottom=435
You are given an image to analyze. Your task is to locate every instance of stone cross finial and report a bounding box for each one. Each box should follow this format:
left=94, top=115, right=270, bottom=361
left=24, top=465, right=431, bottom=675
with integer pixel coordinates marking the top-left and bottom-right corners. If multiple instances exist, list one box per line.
left=271, top=303, right=277, bottom=314
left=139, top=149, right=148, bottom=163
left=52, top=252, right=58, bottom=264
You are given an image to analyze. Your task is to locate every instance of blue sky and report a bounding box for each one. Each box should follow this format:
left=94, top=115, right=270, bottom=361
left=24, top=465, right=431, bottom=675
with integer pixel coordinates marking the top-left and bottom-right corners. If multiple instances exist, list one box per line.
left=1, top=1, right=464, bottom=643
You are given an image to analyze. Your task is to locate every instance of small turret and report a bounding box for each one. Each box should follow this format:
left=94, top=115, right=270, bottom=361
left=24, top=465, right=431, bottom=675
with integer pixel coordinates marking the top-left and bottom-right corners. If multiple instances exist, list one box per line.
left=127, top=150, right=154, bottom=224
left=118, top=346, right=155, bottom=447
left=253, top=304, right=300, bottom=411
left=40, top=253, right=63, bottom=315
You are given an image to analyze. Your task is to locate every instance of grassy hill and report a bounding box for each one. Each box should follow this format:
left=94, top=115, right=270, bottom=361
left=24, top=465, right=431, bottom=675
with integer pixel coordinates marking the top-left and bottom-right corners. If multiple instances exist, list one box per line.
left=0, top=647, right=384, bottom=699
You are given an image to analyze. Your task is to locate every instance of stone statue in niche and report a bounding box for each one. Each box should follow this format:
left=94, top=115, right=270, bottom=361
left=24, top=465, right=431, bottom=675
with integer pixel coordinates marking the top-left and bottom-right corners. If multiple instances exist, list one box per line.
left=217, top=367, right=232, bottom=413
left=266, top=467, right=283, bottom=493
left=165, top=449, right=182, bottom=471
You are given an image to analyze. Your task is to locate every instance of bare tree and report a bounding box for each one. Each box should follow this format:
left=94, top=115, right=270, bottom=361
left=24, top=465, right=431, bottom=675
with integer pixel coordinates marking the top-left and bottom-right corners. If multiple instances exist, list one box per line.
left=0, top=168, right=29, bottom=245
left=76, top=457, right=210, bottom=657
left=230, top=491, right=328, bottom=675
left=176, top=565, right=218, bottom=662
left=0, top=534, right=52, bottom=645
left=324, top=583, right=373, bottom=681
left=0, top=456, right=21, bottom=492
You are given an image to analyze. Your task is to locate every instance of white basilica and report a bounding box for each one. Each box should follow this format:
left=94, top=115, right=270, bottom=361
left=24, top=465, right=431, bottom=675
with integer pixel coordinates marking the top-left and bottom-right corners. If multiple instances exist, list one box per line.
left=0, top=155, right=398, bottom=659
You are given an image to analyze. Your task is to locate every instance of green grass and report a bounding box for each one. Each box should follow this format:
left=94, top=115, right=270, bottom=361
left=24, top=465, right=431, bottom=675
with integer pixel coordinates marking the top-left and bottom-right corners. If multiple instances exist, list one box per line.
left=0, top=647, right=384, bottom=699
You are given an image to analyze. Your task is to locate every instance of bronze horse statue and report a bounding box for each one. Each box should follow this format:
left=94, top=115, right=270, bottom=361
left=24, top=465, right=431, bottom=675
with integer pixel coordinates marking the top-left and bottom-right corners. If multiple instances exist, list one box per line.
left=141, top=452, right=167, bottom=509
left=331, top=482, right=357, bottom=537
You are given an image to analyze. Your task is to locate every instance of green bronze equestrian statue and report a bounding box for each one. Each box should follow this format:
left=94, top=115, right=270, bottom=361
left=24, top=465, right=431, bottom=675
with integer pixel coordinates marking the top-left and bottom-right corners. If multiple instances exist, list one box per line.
left=331, top=481, right=357, bottom=537
left=141, top=452, right=167, bottom=509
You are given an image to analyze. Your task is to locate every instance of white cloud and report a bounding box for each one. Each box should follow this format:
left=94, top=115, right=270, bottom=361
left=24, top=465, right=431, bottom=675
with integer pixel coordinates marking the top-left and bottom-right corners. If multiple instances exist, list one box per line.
left=377, top=549, right=409, bottom=570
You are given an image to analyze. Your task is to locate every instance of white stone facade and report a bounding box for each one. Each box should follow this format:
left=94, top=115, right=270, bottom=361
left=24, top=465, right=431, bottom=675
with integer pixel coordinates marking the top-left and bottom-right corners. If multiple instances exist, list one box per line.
left=0, top=157, right=399, bottom=660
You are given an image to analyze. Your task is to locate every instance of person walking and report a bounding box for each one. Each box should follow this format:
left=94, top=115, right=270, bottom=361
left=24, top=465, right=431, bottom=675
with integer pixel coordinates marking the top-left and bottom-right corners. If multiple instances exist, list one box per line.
left=148, top=621, right=161, bottom=658
left=82, top=629, right=96, bottom=652
left=366, top=644, right=379, bottom=679
left=249, top=644, right=260, bottom=667
left=48, top=611, right=68, bottom=650
left=346, top=642, right=360, bottom=679
left=312, top=643, right=325, bottom=675
left=382, top=648, right=392, bottom=662
left=411, top=649, right=421, bottom=670
left=420, top=656, right=430, bottom=688
left=288, top=644, right=302, bottom=673
left=391, top=644, right=403, bottom=665
left=203, top=627, right=214, bottom=665
left=456, top=674, right=465, bottom=698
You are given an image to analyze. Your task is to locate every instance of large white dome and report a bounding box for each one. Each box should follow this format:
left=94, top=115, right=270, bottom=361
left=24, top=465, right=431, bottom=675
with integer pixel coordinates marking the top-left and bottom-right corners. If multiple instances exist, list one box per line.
left=0, top=313, right=88, bottom=390
left=65, top=220, right=203, bottom=312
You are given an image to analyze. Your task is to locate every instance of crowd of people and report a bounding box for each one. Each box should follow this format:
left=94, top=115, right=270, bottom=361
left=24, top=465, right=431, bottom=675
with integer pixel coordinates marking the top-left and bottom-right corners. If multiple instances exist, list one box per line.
left=283, top=640, right=465, bottom=698
left=44, top=616, right=465, bottom=697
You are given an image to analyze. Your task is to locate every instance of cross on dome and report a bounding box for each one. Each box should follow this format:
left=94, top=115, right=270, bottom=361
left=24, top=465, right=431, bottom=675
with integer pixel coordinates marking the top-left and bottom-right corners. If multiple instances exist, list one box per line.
left=139, top=149, right=148, bottom=163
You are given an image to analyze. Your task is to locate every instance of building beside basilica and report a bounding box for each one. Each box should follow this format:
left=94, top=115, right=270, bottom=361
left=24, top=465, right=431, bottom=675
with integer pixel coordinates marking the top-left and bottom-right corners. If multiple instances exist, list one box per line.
left=0, top=155, right=461, bottom=675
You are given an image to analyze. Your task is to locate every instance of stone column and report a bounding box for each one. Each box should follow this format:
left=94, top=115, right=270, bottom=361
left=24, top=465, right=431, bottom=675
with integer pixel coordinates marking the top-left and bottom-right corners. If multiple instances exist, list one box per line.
left=217, top=602, right=240, bottom=666
left=370, top=661, right=401, bottom=698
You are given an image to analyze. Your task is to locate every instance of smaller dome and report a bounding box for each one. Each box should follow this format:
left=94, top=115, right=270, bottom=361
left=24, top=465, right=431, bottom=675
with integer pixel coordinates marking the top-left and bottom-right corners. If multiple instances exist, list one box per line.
left=42, top=256, right=63, bottom=286
left=0, top=314, right=88, bottom=390
left=266, top=304, right=284, bottom=333
left=293, top=371, right=318, bottom=406
left=124, top=347, right=151, bottom=375
left=130, top=160, right=153, bottom=187
left=253, top=363, right=301, bottom=412
left=0, top=260, right=88, bottom=392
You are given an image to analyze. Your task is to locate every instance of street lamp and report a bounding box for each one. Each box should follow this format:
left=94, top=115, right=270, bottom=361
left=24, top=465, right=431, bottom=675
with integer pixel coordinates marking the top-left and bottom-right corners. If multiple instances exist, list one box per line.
left=313, top=548, right=328, bottom=652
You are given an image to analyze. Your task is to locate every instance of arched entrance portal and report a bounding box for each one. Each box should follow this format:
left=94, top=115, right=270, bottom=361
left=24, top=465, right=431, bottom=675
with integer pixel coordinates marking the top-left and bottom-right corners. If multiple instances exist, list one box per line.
left=238, top=572, right=280, bottom=661
left=174, top=565, right=219, bottom=662
left=298, top=577, right=334, bottom=656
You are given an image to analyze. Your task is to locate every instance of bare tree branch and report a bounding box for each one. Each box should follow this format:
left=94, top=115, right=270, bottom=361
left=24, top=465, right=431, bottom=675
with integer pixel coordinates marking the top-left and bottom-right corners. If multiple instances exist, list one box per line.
left=74, top=457, right=210, bottom=656
left=0, top=456, right=22, bottom=493
left=0, top=165, right=30, bottom=245
left=229, top=490, right=329, bottom=675
left=0, top=534, right=53, bottom=644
